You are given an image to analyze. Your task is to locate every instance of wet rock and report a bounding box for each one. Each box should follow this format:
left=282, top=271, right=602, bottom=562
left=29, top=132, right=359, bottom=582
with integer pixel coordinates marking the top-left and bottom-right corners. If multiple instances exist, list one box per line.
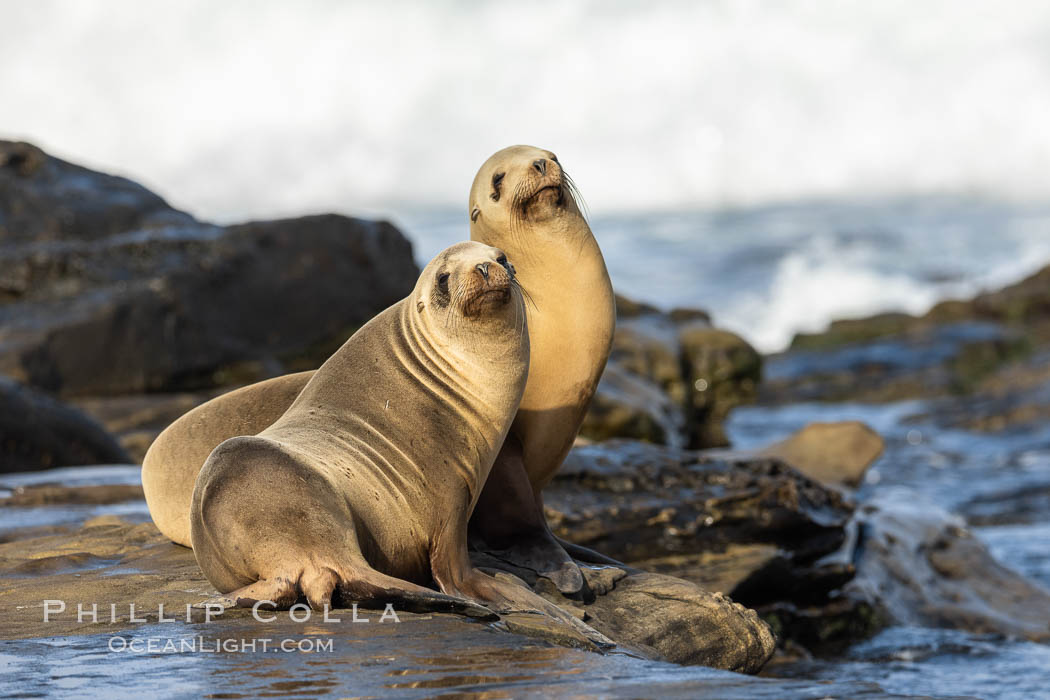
left=571, top=570, right=776, bottom=672
left=475, top=552, right=775, bottom=671
left=758, top=422, right=884, bottom=488
left=580, top=364, right=684, bottom=446
left=766, top=262, right=1050, bottom=406
left=0, top=515, right=776, bottom=675
left=959, top=483, right=1050, bottom=527
left=678, top=324, right=762, bottom=448
left=0, top=483, right=144, bottom=506
left=548, top=441, right=853, bottom=566
left=0, top=377, right=131, bottom=472
left=847, top=497, right=1050, bottom=643
left=0, top=141, right=418, bottom=397
left=762, top=321, right=1026, bottom=405
left=583, top=300, right=761, bottom=449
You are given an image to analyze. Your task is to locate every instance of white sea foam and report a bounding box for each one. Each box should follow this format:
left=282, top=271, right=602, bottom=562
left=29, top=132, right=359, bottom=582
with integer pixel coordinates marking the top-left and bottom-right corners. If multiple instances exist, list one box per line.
left=722, top=249, right=940, bottom=352
left=3, top=0, right=1050, bottom=221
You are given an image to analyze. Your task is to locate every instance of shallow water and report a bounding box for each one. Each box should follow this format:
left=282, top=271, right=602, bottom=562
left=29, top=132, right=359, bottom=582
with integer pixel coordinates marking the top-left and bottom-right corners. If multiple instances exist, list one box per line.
left=0, top=617, right=939, bottom=699
left=727, top=400, right=1050, bottom=700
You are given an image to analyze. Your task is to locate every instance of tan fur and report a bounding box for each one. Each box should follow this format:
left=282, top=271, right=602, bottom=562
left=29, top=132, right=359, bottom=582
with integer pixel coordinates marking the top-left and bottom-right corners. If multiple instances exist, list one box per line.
left=187, top=242, right=604, bottom=639
left=468, top=145, right=616, bottom=493
left=141, top=146, right=616, bottom=595
left=142, top=373, right=312, bottom=547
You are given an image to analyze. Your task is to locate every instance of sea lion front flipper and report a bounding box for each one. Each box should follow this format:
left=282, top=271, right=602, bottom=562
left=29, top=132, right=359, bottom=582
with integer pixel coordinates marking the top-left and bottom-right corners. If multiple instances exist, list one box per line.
left=436, top=512, right=613, bottom=648
left=452, top=567, right=614, bottom=649
left=470, top=437, right=586, bottom=595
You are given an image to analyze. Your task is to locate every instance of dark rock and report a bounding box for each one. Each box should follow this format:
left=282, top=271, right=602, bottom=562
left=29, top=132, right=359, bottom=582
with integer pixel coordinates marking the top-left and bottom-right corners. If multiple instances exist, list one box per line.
left=846, top=497, right=1050, bottom=643
left=70, top=391, right=221, bottom=463
left=547, top=441, right=853, bottom=566
left=762, top=321, right=1027, bottom=404
left=583, top=301, right=761, bottom=449
left=768, top=262, right=1050, bottom=406
left=0, top=141, right=418, bottom=396
left=580, top=364, right=683, bottom=446
left=0, top=377, right=131, bottom=472
left=0, top=140, right=195, bottom=246
left=0, top=519, right=916, bottom=698
left=678, top=324, right=761, bottom=448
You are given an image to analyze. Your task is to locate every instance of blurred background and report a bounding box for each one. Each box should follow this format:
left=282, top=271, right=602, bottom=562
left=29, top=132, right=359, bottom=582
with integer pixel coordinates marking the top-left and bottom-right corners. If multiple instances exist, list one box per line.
left=5, top=0, right=1050, bottom=351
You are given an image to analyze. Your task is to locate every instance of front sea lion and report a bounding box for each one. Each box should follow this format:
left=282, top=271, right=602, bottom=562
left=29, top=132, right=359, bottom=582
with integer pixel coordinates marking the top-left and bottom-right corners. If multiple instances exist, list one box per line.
left=189, top=242, right=601, bottom=639
left=466, top=146, right=618, bottom=594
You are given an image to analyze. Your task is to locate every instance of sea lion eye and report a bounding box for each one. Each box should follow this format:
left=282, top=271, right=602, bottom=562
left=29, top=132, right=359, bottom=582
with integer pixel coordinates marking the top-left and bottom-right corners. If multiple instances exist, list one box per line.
left=437, top=272, right=450, bottom=293
left=496, top=255, right=509, bottom=268
left=550, top=155, right=558, bottom=163
left=491, top=172, right=505, bottom=201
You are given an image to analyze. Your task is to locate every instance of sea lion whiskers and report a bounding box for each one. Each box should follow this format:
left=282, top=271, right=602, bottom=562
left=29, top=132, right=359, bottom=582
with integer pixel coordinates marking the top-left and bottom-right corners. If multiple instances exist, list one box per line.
left=562, top=170, right=587, bottom=220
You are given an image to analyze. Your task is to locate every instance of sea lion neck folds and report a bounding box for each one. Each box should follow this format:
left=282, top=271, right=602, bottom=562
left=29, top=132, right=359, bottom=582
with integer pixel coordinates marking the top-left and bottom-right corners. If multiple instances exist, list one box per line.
left=188, top=241, right=607, bottom=644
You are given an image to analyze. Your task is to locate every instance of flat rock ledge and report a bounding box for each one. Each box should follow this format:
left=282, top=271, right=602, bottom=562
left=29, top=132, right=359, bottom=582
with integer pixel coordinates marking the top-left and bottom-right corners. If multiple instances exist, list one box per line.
left=0, top=515, right=774, bottom=674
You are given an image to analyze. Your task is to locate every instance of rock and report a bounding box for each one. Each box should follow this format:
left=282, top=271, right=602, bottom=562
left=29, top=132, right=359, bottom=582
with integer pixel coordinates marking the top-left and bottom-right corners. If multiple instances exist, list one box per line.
left=0, top=483, right=144, bottom=506
left=474, top=552, right=775, bottom=671
left=567, top=570, right=775, bottom=672
left=0, top=140, right=418, bottom=397
left=0, top=377, right=131, bottom=472
left=767, top=262, right=1050, bottom=406
left=0, top=514, right=778, bottom=676
left=762, top=321, right=1026, bottom=405
left=71, top=390, right=222, bottom=463
left=758, top=422, right=884, bottom=488
left=580, top=364, right=684, bottom=446
left=584, top=300, right=761, bottom=449
left=678, top=324, right=761, bottom=448
left=846, top=497, right=1050, bottom=643
left=0, top=515, right=916, bottom=700
left=548, top=441, right=853, bottom=566
left=0, top=140, right=195, bottom=246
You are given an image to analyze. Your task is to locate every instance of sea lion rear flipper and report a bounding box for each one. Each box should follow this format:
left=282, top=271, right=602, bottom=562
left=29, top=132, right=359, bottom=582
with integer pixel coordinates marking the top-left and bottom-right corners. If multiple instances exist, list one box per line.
left=336, top=567, right=497, bottom=620
left=226, top=565, right=497, bottom=620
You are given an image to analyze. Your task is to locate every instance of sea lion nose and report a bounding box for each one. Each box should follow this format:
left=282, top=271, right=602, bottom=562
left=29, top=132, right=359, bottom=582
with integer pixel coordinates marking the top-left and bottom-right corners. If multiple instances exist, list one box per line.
left=476, top=262, right=490, bottom=280
left=532, top=159, right=547, bottom=175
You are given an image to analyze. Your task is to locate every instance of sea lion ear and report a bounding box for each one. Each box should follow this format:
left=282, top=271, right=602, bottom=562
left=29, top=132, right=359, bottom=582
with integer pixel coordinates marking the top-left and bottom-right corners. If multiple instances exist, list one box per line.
left=417, top=301, right=425, bottom=313
left=470, top=207, right=480, bottom=223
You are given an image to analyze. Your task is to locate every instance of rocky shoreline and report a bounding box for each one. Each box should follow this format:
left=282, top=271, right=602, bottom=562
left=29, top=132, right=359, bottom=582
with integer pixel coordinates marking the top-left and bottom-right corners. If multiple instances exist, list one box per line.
left=4, top=140, right=1050, bottom=695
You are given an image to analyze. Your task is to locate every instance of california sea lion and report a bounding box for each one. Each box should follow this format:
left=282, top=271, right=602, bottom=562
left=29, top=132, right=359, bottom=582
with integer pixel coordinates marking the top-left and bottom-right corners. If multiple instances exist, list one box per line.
left=142, top=146, right=616, bottom=593
left=189, top=242, right=601, bottom=638
left=466, top=146, right=617, bottom=594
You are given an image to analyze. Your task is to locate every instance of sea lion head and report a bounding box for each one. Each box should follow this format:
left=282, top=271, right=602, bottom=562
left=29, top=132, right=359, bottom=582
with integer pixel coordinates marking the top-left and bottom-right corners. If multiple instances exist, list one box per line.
left=414, top=241, right=526, bottom=337
left=468, top=145, right=585, bottom=244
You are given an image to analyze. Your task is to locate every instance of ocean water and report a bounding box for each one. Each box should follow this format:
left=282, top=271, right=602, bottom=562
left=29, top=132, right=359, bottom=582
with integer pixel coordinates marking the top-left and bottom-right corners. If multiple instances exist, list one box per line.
left=399, top=196, right=1050, bottom=352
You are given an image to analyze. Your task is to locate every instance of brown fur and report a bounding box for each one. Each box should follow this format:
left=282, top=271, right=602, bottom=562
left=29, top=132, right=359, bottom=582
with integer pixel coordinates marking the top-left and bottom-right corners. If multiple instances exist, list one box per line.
left=187, top=242, right=605, bottom=640
left=467, top=146, right=617, bottom=594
